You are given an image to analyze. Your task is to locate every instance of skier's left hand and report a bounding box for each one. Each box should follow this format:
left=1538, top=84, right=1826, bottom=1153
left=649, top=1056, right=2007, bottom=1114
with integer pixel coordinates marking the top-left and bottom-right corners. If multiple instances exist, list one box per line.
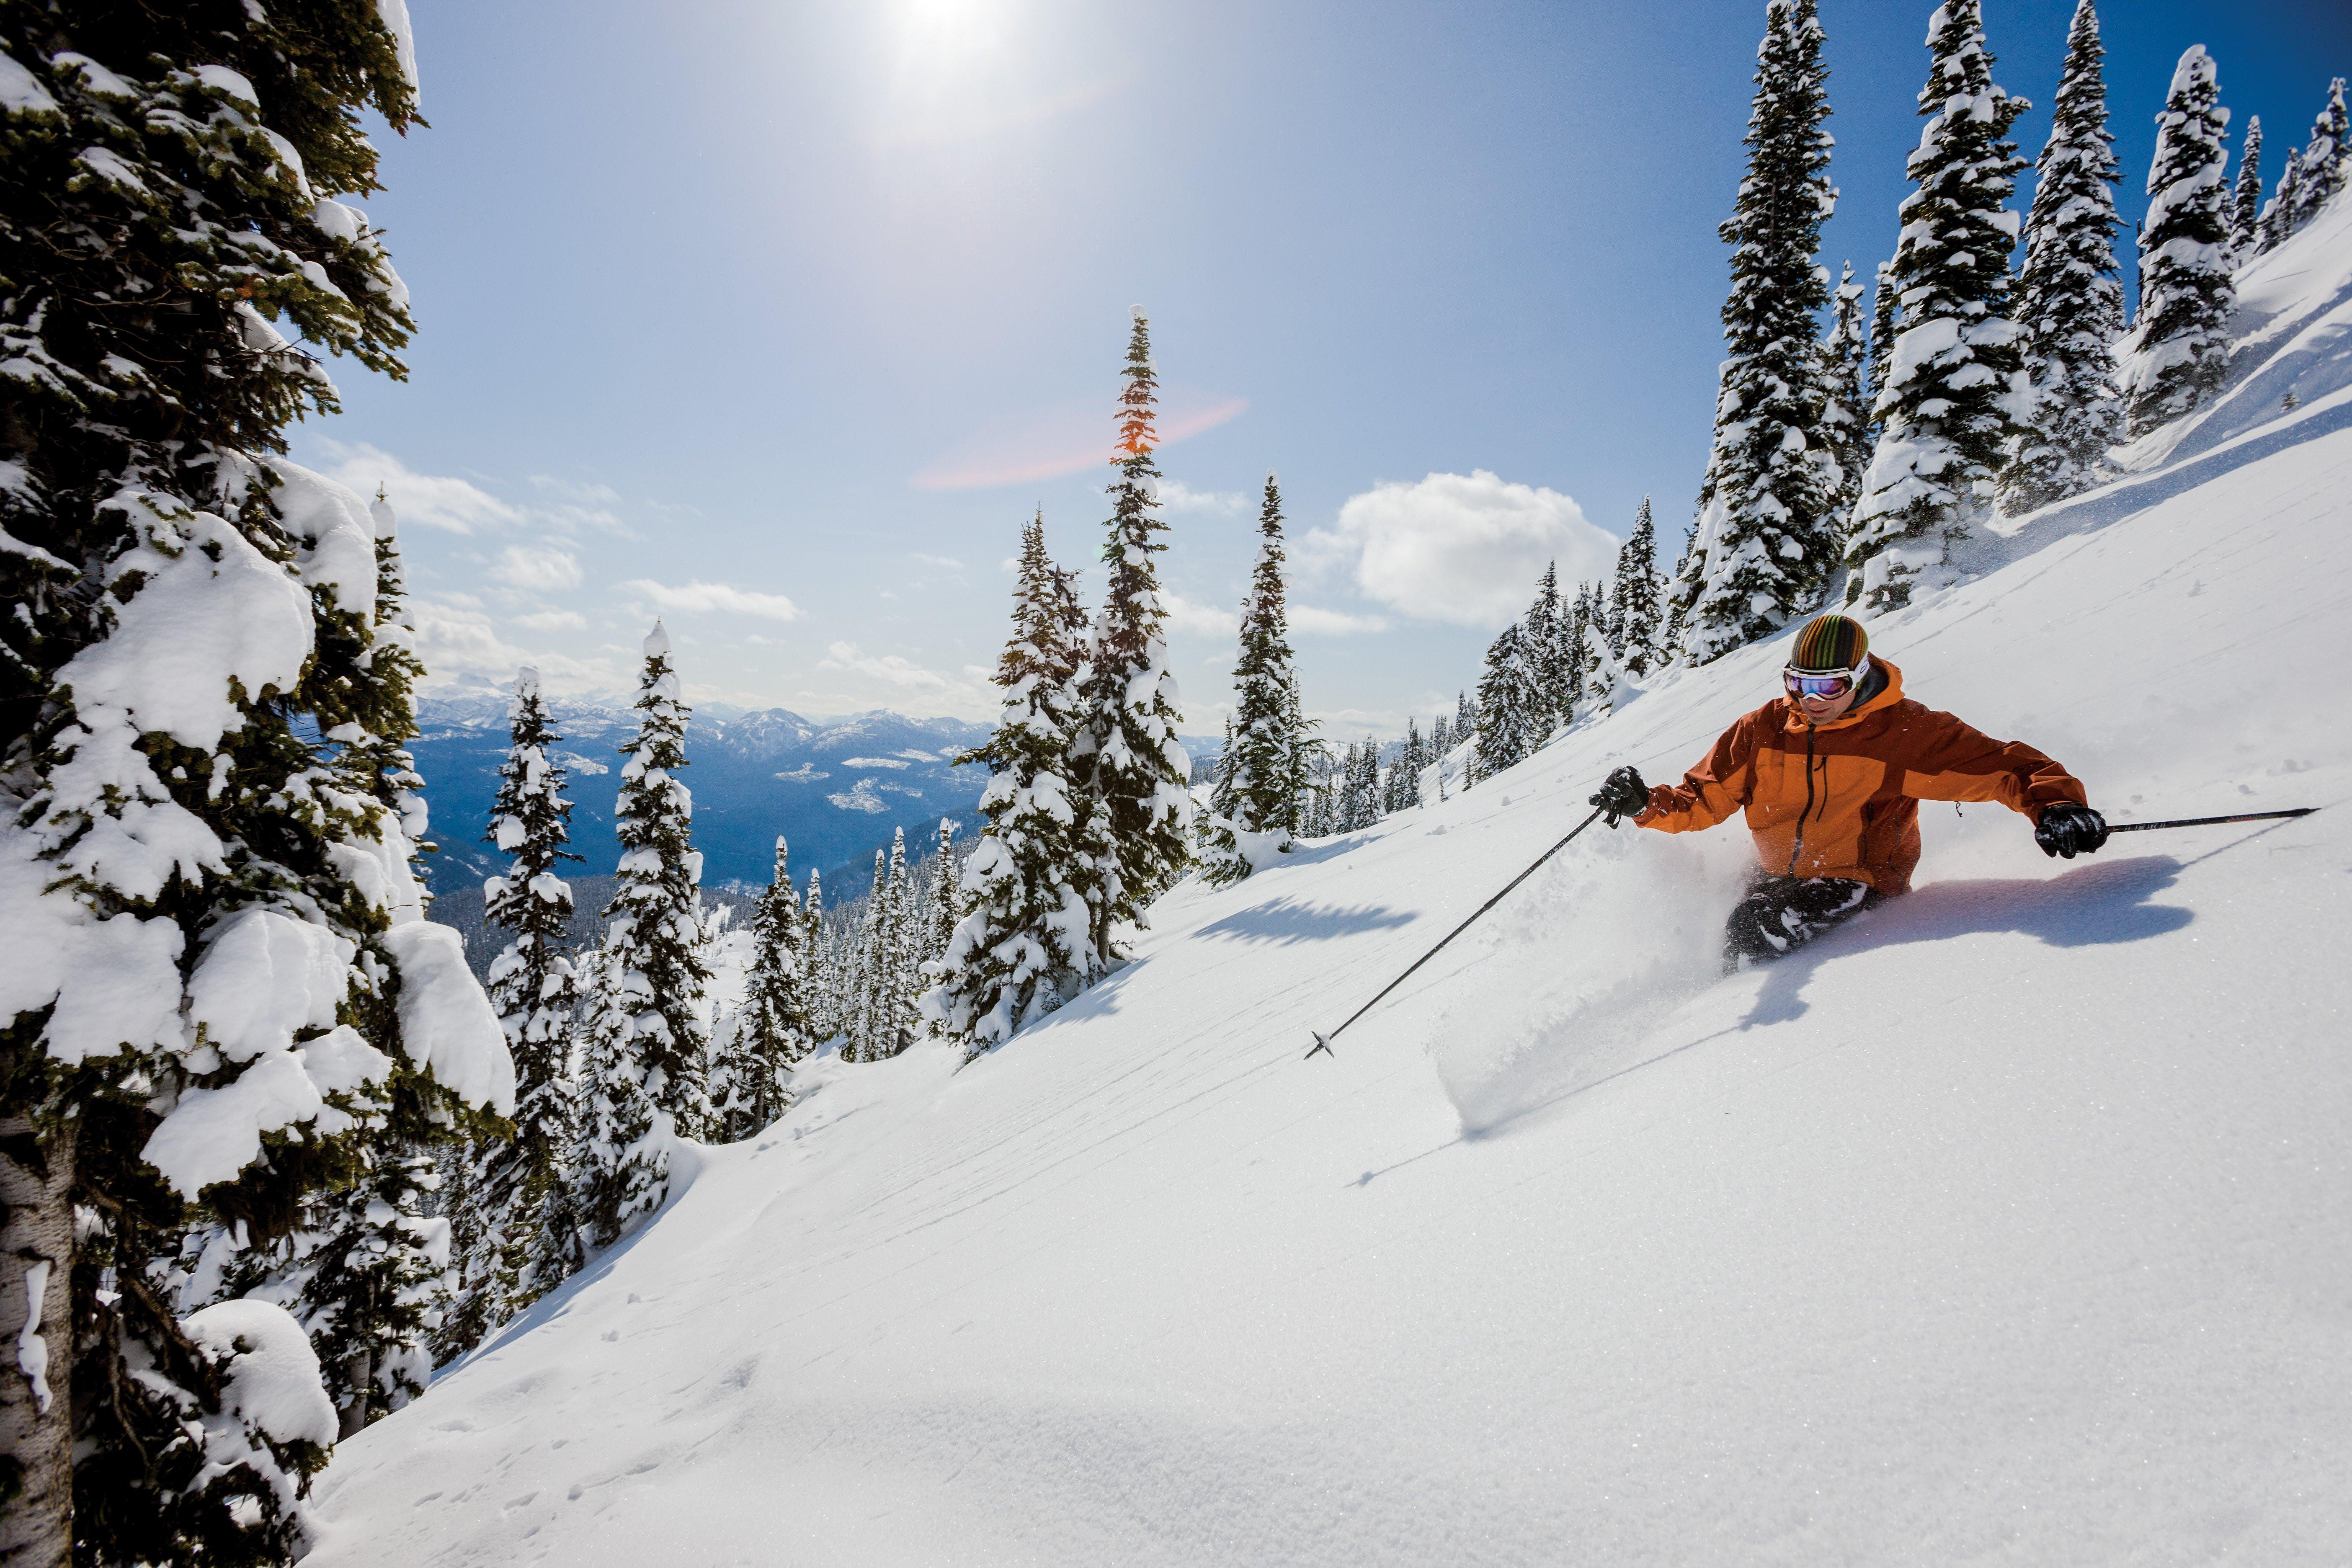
left=2035, top=802, right=2108, bottom=859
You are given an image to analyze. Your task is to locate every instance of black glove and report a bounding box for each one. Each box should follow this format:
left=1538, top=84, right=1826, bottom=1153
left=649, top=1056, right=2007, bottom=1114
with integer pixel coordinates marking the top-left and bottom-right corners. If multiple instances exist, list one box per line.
left=2035, top=802, right=2108, bottom=859
left=1590, top=765, right=1650, bottom=825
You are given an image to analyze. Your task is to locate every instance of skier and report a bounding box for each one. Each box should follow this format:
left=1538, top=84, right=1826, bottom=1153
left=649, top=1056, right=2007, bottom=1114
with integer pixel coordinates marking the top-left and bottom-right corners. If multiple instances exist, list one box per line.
left=1587, top=614, right=2110, bottom=966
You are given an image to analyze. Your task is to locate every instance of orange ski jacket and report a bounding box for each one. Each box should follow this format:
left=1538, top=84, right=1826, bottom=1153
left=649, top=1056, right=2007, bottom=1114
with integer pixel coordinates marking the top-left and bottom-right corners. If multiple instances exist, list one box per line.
left=1633, top=659, right=2089, bottom=894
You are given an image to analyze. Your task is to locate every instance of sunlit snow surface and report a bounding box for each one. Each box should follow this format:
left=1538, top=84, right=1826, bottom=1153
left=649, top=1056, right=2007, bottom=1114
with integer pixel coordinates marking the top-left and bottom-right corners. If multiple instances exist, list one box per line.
left=312, top=301, right=2352, bottom=1568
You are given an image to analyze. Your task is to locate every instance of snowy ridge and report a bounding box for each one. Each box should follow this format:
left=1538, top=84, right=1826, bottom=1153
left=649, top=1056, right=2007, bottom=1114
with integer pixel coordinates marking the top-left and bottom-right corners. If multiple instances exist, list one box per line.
left=311, top=370, right=2352, bottom=1561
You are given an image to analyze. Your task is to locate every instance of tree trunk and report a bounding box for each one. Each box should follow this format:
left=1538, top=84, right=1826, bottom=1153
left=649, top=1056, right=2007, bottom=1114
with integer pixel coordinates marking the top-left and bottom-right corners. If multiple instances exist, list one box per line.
left=0, top=1116, right=75, bottom=1568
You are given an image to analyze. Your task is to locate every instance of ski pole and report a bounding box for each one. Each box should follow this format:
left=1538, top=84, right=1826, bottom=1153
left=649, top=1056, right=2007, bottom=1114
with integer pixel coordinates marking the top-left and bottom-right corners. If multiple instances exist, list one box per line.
left=1306, top=805, right=1609, bottom=1062
left=2106, top=807, right=2316, bottom=834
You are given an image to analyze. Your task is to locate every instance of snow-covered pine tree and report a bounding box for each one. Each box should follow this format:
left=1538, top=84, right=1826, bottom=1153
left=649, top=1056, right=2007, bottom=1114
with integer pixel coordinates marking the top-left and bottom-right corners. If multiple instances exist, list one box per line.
left=436, top=666, right=581, bottom=1359
left=1393, top=720, right=1426, bottom=812
left=1819, top=266, right=1872, bottom=533
left=870, top=828, right=921, bottom=1060
left=1207, top=716, right=1239, bottom=835
left=2284, top=79, right=2347, bottom=234
left=276, top=1147, right=454, bottom=1438
left=2229, top=116, right=2265, bottom=258
left=1471, top=624, right=1538, bottom=783
left=573, top=624, right=712, bottom=1248
left=924, top=819, right=960, bottom=971
left=925, top=515, right=1099, bottom=1055
left=2120, top=45, right=2235, bottom=439
left=0, top=5, right=526, bottom=1554
left=1524, top=562, right=1571, bottom=737
left=1609, top=499, right=1667, bottom=677
left=266, top=475, right=487, bottom=1434
left=1203, top=474, right=1305, bottom=885
left=802, top=871, right=831, bottom=1044
left=2261, top=140, right=2306, bottom=253
left=2002, top=0, right=2125, bottom=514
left=1454, top=690, right=1478, bottom=740
left=1072, top=310, right=1191, bottom=960
left=1581, top=611, right=1628, bottom=719
left=1865, top=258, right=1900, bottom=432
left=713, top=838, right=810, bottom=1140
left=1671, top=0, right=1841, bottom=663
left=1844, top=0, right=2031, bottom=612
left=846, top=848, right=887, bottom=1062
left=1571, top=581, right=1601, bottom=697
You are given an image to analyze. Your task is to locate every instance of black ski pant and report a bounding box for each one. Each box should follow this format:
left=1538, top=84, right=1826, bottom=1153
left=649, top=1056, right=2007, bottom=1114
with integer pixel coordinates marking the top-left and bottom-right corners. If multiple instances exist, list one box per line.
left=1723, top=873, right=1885, bottom=970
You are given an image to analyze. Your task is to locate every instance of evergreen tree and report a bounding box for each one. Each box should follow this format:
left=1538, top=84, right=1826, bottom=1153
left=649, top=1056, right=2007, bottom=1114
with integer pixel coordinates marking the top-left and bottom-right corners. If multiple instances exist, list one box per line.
left=1609, top=498, right=1667, bottom=677
left=1204, top=474, right=1306, bottom=885
left=2284, top=79, right=2348, bottom=233
left=1580, top=615, right=1627, bottom=719
left=924, top=819, right=961, bottom=976
left=1455, top=689, right=1478, bottom=740
left=573, top=624, right=712, bottom=1248
left=712, top=838, right=811, bottom=1140
left=438, top=666, right=581, bottom=1360
left=2229, top=115, right=2265, bottom=258
left=802, top=872, right=830, bottom=1043
left=1524, top=562, right=1571, bottom=736
left=2121, top=46, right=2235, bottom=438
left=1820, top=266, right=1873, bottom=532
left=2261, top=141, right=2306, bottom=253
left=1844, top=0, right=2031, bottom=611
left=274, top=479, right=483, bottom=1431
left=2003, top=0, right=2125, bottom=513
left=1569, top=582, right=1600, bottom=698
left=924, top=515, right=1099, bottom=1056
left=1672, top=0, right=1841, bottom=663
left=871, top=828, right=919, bottom=1060
left=274, top=1148, right=454, bottom=1438
left=1073, top=310, right=1192, bottom=959
left=1865, top=258, right=1901, bottom=436
left=1207, top=717, right=1239, bottom=830
left=0, top=3, right=526, bottom=1553
left=1471, top=625, right=1539, bottom=783
left=1393, top=720, right=1427, bottom=812
left=849, top=848, right=887, bottom=1061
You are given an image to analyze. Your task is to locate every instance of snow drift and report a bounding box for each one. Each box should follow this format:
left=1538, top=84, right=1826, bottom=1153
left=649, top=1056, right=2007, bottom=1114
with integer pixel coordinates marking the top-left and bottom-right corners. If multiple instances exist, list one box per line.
left=308, top=224, right=2352, bottom=1565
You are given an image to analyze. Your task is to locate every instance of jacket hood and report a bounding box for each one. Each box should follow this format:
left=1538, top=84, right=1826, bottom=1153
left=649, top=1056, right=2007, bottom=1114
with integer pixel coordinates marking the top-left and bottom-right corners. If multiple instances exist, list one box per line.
left=1780, top=657, right=1905, bottom=732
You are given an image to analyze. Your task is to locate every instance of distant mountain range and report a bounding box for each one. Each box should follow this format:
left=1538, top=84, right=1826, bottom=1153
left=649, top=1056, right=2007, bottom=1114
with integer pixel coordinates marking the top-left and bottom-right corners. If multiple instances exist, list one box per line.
left=413, top=680, right=1227, bottom=903
left=410, top=681, right=998, bottom=898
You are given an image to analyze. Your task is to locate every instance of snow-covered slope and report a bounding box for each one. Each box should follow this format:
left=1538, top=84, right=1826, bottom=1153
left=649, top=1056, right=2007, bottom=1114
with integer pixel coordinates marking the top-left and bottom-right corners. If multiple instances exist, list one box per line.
left=310, top=241, right=2352, bottom=1565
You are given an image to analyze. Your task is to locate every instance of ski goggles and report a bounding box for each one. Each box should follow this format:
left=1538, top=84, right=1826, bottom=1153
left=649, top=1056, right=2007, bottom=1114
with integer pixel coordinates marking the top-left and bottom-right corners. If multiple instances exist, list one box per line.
left=1782, top=657, right=1868, bottom=701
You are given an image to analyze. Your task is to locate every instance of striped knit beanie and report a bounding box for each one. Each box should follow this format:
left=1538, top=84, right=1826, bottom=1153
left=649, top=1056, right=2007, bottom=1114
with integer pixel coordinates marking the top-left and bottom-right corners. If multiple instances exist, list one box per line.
left=1788, top=613, right=1868, bottom=673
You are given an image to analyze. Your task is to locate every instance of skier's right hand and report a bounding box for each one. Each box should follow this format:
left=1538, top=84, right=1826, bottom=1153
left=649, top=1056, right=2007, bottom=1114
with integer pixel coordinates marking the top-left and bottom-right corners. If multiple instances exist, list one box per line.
left=1591, top=766, right=1650, bottom=825
left=2035, top=801, right=2108, bottom=859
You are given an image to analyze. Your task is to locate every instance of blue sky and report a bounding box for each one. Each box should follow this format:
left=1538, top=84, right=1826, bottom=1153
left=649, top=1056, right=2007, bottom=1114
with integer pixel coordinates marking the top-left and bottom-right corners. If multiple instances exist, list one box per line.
left=302, top=0, right=2351, bottom=736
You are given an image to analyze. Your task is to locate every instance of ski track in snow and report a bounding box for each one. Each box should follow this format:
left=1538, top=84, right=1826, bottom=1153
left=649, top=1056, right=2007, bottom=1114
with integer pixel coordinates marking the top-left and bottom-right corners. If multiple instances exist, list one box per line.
left=311, top=338, right=2352, bottom=1562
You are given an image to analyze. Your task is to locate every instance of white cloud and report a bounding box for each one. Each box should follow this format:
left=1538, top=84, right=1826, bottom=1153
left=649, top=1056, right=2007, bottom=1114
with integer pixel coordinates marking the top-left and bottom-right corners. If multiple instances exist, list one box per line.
left=310, top=438, right=523, bottom=534
left=514, top=608, right=586, bottom=632
left=1157, top=480, right=1248, bottom=516
left=1306, top=469, right=1617, bottom=628
left=909, top=552, right=965, bottom=571
left=528, top=474, right=620, bottom=506
left=1290, top=603, right=1391, bottom=636
left=493, top=543, right=583, bottom=592
left=1159, top=590, right=1239, bottom=638
left=818, top=641, right=946, bottom=690
left=410, top=596, right=615, bottom=689
left=621, top=579, right=802, bottom=620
